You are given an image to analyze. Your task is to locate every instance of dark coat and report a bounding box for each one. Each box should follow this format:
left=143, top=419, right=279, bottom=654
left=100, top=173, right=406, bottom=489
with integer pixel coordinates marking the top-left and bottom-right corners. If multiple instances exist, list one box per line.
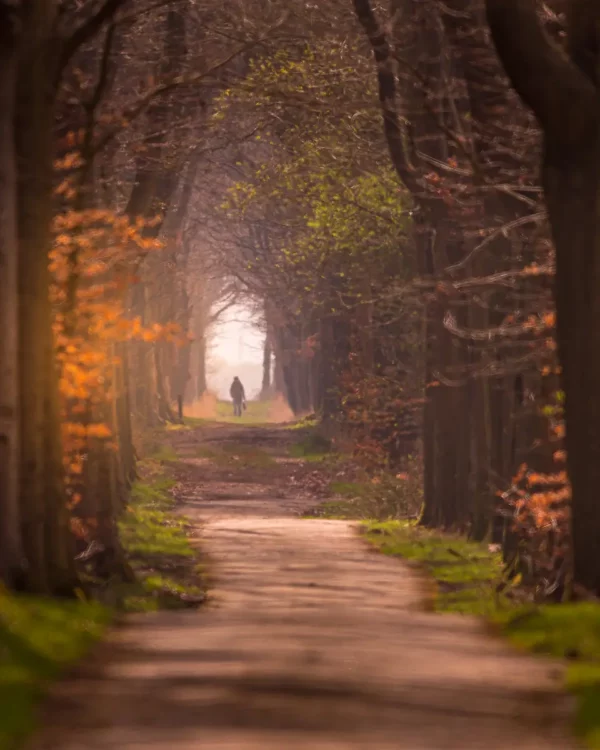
left=230, top=379, right=245, bottom=402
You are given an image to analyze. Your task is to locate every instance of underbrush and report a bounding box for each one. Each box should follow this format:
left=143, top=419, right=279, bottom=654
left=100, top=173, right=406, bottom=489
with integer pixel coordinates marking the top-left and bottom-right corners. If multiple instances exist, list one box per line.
left=286, top=413, right=318, bottom=430
left=0, top=592, right=110, bottom=750
left=364, top=520, right=600, bottom=747
left=118, top=461, right=206, bottom=612
left=304, top=453, right=423, bottom=521
left=289, top=430, right=332, bottom=460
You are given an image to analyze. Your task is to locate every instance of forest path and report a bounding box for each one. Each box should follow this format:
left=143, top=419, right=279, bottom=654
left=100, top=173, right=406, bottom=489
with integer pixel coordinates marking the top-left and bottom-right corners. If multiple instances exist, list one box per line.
left=29, top=421, right=578, bottom=749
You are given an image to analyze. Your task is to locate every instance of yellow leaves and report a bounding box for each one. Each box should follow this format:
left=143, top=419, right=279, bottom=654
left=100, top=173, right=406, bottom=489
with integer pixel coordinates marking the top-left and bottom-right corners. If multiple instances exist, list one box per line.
left=524, top=262, right=542, bottom=275
left=526, top=470, right=568, bottom=487
left=54, top=151, right=84, bottom=171
left=51, top=204, right=187, bottom=502
left=64, top=422, right=112, bottom=439
left=521, top=310, right=557, bottom=335
left=88, top=423, right=112, bottom=439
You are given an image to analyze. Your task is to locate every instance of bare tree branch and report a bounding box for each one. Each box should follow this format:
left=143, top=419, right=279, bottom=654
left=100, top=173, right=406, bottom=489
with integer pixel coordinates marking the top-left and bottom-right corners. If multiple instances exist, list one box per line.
left=60, top=0, right=128, bottom=78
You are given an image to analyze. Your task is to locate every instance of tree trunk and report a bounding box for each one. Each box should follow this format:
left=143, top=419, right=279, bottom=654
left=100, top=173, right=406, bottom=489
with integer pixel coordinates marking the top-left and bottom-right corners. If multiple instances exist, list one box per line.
left=0, top=2, right=23, bottom=586
left=485, top=0, right=600, bottom=591
left=260, top=333, right=272, bottom=400
left=15, top=0, right=77, bottom=594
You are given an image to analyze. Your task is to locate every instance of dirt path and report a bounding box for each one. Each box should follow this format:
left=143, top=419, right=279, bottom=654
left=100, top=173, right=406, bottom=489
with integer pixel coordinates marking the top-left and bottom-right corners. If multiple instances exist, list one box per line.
left=29, top=423, right=578, bottom=749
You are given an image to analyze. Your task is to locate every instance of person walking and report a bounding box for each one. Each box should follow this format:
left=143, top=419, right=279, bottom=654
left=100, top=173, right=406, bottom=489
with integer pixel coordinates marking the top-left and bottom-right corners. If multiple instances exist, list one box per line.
left=230, top=376, right=246, bottom=417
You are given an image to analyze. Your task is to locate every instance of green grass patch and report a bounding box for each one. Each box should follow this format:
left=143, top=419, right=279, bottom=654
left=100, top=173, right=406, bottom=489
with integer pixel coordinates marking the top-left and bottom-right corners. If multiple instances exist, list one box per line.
left=364, top=520, right=600, bottom=747
left=118, top=470, right=205, bottom=612
left=215, top=400, right=273, bottom=424
left=0, top=592, right=110, bottom=749
left=498, top=604, right=600, bottom=748
left=330, top=480, right=369, bottom=498
left=183, top=416, right=214, bottom=427
left=364, top=520, right=504, bottom=615
left=147, top=444, right=178, bottom=463
left=184, top=400, right=282, bottom=426
left=303, top=481, right=372, bottom=520
left=289, top=430, right=332, bottom=459
left=286, top=413, right=318, bottom=430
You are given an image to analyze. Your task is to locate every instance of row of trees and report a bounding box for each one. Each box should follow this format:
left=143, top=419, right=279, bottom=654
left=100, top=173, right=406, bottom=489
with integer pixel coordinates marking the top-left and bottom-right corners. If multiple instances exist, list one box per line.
left=213, top=0, right=600, bottom=597
left=0, top=0, right=288, bottom=593
left=1, top=0, right=599, bottom=599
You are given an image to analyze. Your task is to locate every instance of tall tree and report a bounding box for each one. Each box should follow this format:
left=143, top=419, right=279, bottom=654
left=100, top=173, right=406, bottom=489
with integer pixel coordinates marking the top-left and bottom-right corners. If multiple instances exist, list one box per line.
left=0, top=0, right=23, bottom=586
left=484, top=0, right=600, bottom=592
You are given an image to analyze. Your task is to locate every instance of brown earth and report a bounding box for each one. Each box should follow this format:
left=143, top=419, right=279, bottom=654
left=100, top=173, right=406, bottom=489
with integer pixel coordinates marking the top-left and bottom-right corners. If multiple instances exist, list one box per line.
left=28, top=423, right=579, bottom=749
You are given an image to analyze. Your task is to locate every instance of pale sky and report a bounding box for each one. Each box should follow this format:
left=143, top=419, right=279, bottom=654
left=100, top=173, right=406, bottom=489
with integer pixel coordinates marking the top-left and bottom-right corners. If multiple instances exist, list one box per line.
left=207, top=304, right=264, bottom=399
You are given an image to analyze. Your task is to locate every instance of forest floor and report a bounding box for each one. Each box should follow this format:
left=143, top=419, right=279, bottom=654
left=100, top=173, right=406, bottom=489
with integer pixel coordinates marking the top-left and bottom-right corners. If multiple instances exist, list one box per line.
left=25, top=419, right=579, bottom=749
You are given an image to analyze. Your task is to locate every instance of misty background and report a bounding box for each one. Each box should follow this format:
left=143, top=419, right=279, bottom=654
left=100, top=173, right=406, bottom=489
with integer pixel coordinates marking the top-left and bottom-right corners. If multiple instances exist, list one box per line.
left=208, top=303, right=264, bottom=400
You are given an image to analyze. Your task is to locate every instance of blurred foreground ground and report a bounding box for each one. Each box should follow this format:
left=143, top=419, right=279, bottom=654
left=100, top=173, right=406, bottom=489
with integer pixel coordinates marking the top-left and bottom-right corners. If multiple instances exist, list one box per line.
left=27, top=422, right=577, bottom=750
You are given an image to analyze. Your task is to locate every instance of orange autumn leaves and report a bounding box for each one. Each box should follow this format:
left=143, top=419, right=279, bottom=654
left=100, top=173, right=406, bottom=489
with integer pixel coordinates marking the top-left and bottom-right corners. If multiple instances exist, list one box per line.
left=50, top=208, right=185, bottom=508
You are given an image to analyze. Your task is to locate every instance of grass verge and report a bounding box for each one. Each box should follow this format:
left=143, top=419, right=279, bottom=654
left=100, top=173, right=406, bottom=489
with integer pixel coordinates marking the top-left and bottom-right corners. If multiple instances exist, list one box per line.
left=363, top=520, right=600, bottom=747
left=289, top=430, right=332, bottom=460
left=0, top=592, right=111, bottom=750
left=184, top=400, right=276, bottom=427
left=118, top=461, right=206, bottom=612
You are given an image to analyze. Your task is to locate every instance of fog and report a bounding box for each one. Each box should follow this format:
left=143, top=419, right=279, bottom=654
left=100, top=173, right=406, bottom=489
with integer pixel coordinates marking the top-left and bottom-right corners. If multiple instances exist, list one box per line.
left=208, top=304, right=264, bottom=400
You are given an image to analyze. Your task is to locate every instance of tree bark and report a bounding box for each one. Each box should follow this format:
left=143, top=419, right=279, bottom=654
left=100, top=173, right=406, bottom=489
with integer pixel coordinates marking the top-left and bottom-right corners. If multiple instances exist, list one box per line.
left=0, top=1, right=23, bottom=586
left=485, top=0, right=600, bottom=591
left=15, top=0, right=77, bottom=594
left=260, top=333, right=272, bottom=400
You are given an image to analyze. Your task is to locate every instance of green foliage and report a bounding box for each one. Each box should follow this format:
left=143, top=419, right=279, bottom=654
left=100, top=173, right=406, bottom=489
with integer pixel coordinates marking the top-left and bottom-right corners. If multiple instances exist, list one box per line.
left=214, top=399, right=274, bottom=424
left=147, top=444, right=178, bottom=463
left=365, top=521, right=600, bottom=746
left=118, top=469, right=204, bottom=612
left=216, top=42, right=410, bottom=318
left=289, top=430, right=332, bottom=458
left=363, top=521, right=504, bottom=615
left=495, top=605, right=600, bottom=747
left=310, top=457, right=423, bottom=521
left=120, top=475, right=191, bottom=560
left=0, top=593, right=110, bottom=749
left=285, top=414, right=319, bottom=430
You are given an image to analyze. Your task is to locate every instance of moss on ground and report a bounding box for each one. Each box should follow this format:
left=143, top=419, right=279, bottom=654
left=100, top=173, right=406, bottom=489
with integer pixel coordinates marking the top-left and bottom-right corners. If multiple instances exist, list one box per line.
left=118, top=466, right=206, bottom=612
left=289, top=430, right=332, bottom=459
left=185, top=400, right=276, bottom=426
left=0, top=431, right=209, bottom=749
left=0, top=593, right=110, bottom=749
left=498, top=604, right=600, bottom=748
left=364, top=521, right=504, bottom=615
left=285, top=413, right=318, bottom=430
left=147, top=444, right=178, bottom=463
left=364, top=520, right=600, bottom=747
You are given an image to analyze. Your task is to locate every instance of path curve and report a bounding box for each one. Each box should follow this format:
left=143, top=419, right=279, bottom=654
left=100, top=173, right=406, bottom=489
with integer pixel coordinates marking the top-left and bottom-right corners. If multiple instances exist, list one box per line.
left=28, top=424, right=578, bottom=750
